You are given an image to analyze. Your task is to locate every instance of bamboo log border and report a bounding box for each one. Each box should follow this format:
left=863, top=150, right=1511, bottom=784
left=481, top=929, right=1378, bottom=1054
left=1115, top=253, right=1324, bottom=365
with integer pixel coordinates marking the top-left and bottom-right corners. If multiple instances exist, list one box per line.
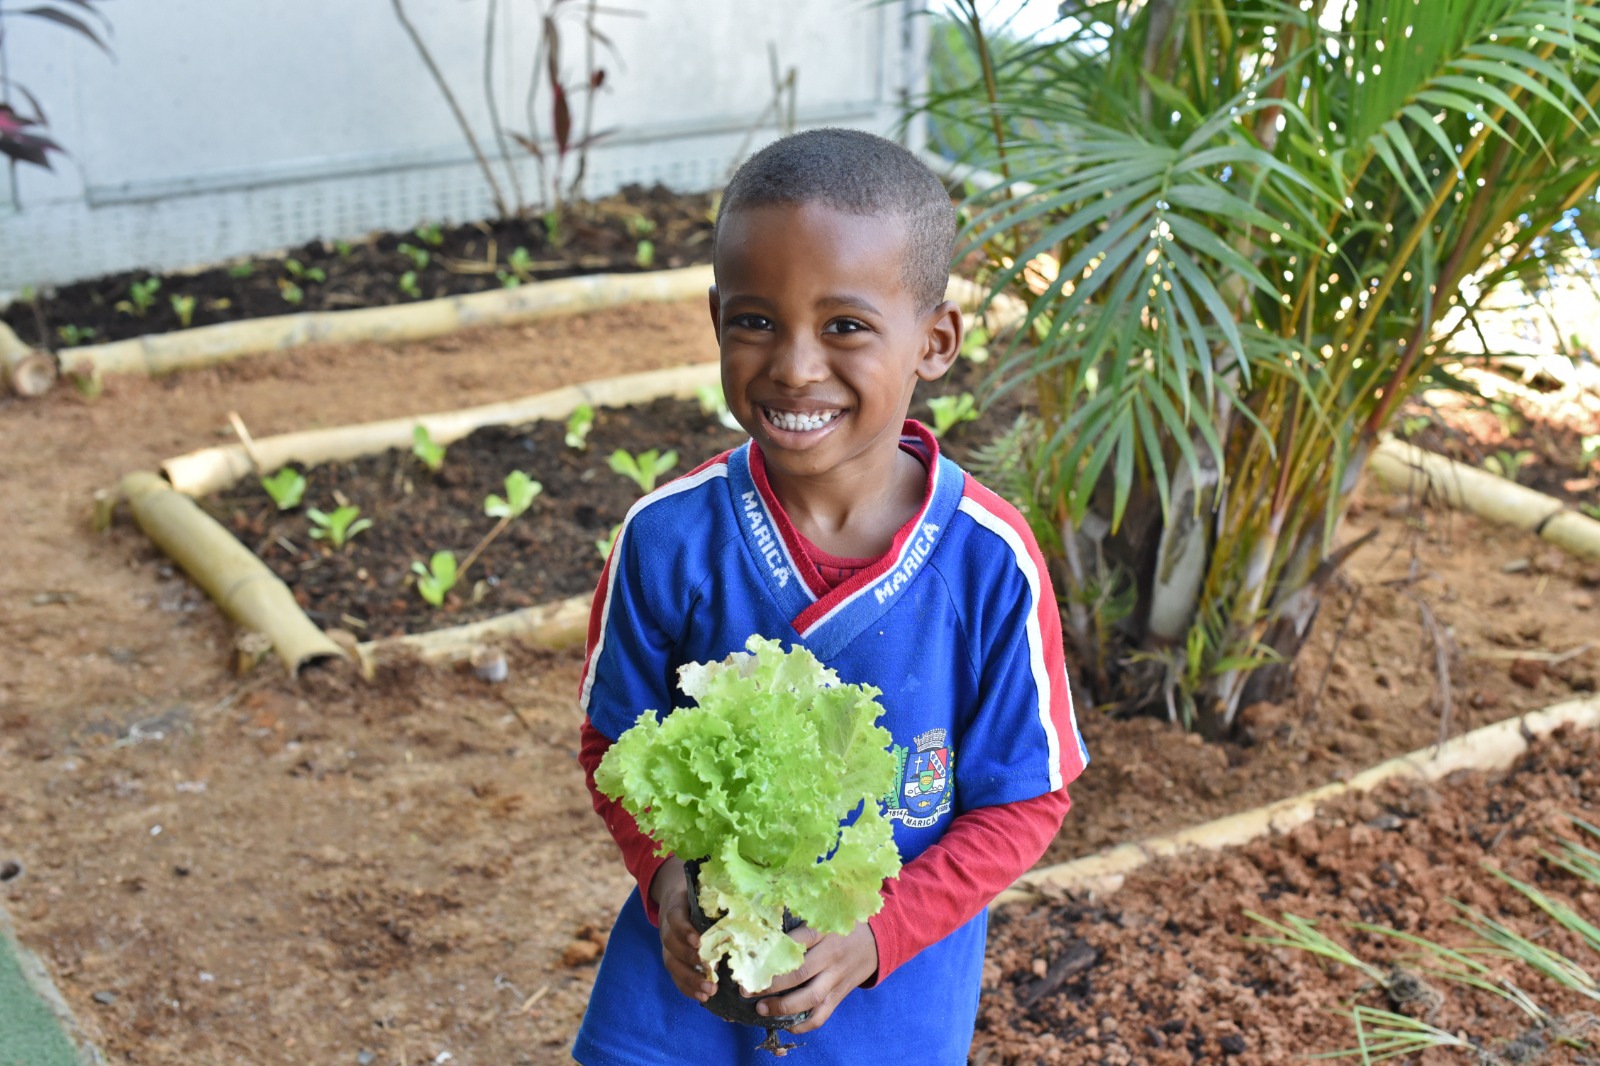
left=163, top=362, right=722, bottom=496
left=61, top=265, right=716, bottom=380
left=997, top=694, right=1600, bottom=907
left=122, top=471, right=346, bottom=675
left=1369, top=436, right=1600, bottom=560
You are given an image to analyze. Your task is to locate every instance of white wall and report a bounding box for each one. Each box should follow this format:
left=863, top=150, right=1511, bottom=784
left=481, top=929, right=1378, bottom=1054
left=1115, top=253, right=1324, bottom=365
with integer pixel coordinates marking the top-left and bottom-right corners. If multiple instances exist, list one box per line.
left=0, top=0, right=927, bottom=292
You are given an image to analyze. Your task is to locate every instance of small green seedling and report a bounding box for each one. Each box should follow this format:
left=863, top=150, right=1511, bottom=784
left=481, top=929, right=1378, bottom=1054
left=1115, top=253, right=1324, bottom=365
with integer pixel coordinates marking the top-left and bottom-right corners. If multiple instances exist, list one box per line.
left=399, top=271, right=422, bottom=299
left=484, top=471, right=542, bottom=520
left=625, top=214, right=656, bottom=239
left=926, top=393, right=979, bottom=438
left=1482, top=449, right=1534, bottom=482
left=260, top=467, right=307, bottom=511
left=171, top=293, right=197, bottom=329
left=960, top=324, right=990, bottom=363
left=1583, top=503, right=1600, bottom=522
left=543, top=209, right=563, bottom=248
left=412, top=424, right=446, bottom=472
left=279, top=280, right=305, bottom=306
left=307, top=505, right=372, bottom=549
left=55, top=324, right=98, bottom=346
left=397, top=242, right=430, bottom=270
left=412, top=550, right=458, bottom=607
left=565, top=404, right=595, bottom=450
left=609, top=449, right=678, bottom=494
left=334, top=239, right=355, bottom=258
left=115, top=277, right=161, bottom=317
left=283, top=258, right=326, bottom=284
left=414, top=223, right=445, bottom=247
left=596, top=523, right=622, bottom=560
left=634, top=239, right=655, bottom=268
left=497, top=246, right=535, bottom=288
left=227, top=262, right=255, bottom=280
left=695, top=384, right=742, bottom=431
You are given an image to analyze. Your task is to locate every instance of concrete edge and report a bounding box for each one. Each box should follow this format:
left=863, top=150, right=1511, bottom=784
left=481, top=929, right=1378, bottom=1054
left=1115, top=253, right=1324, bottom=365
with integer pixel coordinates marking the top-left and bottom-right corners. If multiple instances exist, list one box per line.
left=0, top=900, right=104, bottom=1066
left=994, top=694, right=1600, bottom=907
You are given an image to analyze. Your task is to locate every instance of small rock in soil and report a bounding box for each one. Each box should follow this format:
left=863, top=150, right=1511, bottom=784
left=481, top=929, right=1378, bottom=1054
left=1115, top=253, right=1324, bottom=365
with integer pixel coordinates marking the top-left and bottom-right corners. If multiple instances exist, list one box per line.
left=92, top=991, right=117, bottom=1006
left=1220, top=1034, right=1247, bottom=1055
left=357, top=1052, right=375, bottom=1066
left=1508, top=658, right=1545, bottom=688
left=0, top=860, right=20, bottom=881
left=561, top=939, right=602, bottom=967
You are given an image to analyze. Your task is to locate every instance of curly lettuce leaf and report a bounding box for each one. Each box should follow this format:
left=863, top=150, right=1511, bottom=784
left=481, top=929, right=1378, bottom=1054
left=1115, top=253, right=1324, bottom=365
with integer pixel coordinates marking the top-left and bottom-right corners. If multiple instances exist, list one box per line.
left=595, top=636, right=903, bottom=992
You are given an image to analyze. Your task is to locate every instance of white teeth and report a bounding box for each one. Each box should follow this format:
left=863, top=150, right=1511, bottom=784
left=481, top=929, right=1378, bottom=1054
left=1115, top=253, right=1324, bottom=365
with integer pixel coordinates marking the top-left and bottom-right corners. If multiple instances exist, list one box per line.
left=765, top=408, right=839, bottom=432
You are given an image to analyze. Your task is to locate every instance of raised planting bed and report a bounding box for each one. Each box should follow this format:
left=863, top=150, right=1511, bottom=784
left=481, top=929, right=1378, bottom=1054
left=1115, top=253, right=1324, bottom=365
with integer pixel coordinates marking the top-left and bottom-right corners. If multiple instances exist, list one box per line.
left=977, top=708, right=1600, bottom=1065
left=4, top=185, right=717, bottom=351
left=140, top=354, right=1015, bottom=667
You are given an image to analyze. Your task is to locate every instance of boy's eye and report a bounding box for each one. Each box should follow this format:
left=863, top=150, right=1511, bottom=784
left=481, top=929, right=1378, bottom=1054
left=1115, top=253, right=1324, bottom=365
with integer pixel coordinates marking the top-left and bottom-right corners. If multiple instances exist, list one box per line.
left=824, top=318, right=868, bottom=335
left=728, top=313, right=773, bottom=331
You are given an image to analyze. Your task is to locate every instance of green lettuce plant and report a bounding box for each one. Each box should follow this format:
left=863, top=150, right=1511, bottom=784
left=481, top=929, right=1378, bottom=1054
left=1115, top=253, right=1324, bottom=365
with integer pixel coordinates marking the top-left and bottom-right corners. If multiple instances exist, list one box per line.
left=412, top=424, right=446, bottom=472
left=260, top=468, right=307, bottom=511
left=565, top=404, right=595, bottom=450
left=307, top=505, right=371, bottom=549
left=595, top=636, right=902, bottom=993
left=609, top=448, right=678, bottom=494
left=115, top=278, right=160, bottom=318
left=170, top=294, right=197, bottom=329
left=595, top=522, right=621, bottom=560
left=412, top=550, right=458, bottom=607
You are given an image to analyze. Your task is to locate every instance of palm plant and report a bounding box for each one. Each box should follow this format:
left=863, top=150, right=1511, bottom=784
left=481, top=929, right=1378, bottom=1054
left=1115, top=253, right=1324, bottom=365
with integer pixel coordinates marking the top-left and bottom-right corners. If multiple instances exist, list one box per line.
left=929, top=0, right=1600, bottom=735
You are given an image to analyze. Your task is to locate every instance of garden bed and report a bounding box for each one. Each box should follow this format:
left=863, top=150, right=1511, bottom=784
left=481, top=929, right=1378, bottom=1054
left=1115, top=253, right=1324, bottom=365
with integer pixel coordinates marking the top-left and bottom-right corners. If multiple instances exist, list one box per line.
left=978, top=721, right=1600, bottom=1065
left=189, top=356, right=1012, bottom=642
left=2, top=185, right=716, bottom=351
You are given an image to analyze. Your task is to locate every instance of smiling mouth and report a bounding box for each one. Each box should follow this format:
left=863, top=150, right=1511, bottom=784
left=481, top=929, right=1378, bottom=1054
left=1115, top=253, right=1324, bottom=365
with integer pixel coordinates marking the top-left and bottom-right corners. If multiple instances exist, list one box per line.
left=763, top=407, right=842, bottom=433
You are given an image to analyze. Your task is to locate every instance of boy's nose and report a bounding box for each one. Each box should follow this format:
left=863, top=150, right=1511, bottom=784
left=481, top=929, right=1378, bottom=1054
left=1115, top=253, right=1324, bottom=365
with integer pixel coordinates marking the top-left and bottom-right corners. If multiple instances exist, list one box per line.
left=768, top=335, right=828, bottom=388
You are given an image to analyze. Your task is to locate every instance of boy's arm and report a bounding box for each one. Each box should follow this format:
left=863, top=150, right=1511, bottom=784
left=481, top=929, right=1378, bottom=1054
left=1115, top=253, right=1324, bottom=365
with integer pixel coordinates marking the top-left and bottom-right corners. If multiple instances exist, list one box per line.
left=578, top=716, right=672, bottom=925
left=865, top=786, right=1072, bottom=984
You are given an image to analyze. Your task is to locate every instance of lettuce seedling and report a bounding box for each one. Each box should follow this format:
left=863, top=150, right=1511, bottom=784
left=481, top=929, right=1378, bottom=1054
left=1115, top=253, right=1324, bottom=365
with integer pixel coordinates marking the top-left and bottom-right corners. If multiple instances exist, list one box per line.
left=412, top=424, right=446, bottom=472
left=115, top=277, right=160, bottom=318
left=307, top=505, right=371, bottom=549
left=634, top=239, right=655, bottom=268
left=609, top=448, right=678, bottom=494
left=260, top=467, right=307, bottom=511
left=926, top=392, right=979, bottom=438
left=398, top=271, right=421, bottom=299
left=565, top=404, right=595, bottom=450
left=170, top=293, right=197, bottom=329
left=414, top=222, right=445, bottom=247
left=485, top=471, right=541, bottom=520
left=595, top=522, right=621, bottom=560
left=411, top=550, right=458, bottom=607
left=695, top=384, right=743, bottom=431
left=397, top=242, right=430, bottom=270
left=595, top=636, right=902, bottom=994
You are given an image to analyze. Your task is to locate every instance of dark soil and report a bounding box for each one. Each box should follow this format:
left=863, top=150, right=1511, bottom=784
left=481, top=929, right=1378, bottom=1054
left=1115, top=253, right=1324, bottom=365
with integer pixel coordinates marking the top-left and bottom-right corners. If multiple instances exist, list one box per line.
left=979, top=725, right=1600, bottom=1065
left=3, top=184, right=716, bottom=351
left=198, top=358, right=1014, bottom=639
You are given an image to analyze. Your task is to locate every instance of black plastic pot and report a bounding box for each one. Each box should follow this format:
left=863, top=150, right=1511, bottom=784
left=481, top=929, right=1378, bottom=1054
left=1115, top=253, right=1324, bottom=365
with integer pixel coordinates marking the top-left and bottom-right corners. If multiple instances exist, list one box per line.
left=683, top=858, right=811, bottom=1046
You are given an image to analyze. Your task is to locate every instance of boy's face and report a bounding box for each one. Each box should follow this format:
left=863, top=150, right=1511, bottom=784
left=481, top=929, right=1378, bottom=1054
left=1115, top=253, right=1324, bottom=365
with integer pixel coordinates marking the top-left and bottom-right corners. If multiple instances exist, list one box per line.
left=710, top=201, right=960, bottom=486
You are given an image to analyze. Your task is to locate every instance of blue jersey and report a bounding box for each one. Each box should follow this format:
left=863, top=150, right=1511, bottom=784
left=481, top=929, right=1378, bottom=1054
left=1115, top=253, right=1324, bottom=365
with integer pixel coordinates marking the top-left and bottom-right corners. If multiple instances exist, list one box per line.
left=573, top=422, right=1087, bottom=1066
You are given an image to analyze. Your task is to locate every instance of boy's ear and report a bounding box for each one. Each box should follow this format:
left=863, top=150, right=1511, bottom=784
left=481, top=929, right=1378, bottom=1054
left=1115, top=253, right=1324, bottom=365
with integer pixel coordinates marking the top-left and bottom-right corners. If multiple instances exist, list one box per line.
left=707, top=285, right=722, bottom=343
left=916, top=299, right=964, bottom=382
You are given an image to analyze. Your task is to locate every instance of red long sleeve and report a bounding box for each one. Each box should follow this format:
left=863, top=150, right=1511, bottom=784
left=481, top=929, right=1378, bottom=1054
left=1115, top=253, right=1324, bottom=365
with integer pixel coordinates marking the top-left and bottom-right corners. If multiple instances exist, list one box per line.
left=866, top=786, right=1071, bottom=983
left=579, top=715, right=672, bottom=925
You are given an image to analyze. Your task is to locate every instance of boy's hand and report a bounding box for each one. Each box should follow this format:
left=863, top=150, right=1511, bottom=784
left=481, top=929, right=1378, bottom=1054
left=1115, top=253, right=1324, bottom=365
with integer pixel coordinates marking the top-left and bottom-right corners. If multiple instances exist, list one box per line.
left=742, top=922, right=878, bottom=1034
left=649, top=858, right=717, bottom=1003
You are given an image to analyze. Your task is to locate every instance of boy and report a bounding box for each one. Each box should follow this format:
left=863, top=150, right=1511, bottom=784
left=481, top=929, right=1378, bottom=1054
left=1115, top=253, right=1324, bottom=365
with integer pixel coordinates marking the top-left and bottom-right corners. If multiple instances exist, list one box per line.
left=572, top=128, right=1088, bottom=1065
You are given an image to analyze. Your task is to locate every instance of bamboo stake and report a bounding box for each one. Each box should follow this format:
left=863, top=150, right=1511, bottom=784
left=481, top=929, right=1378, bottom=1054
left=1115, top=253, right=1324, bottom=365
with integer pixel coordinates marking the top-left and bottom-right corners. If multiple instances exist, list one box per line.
left=163, top=362, right=722, bottom=497
left=1368, top=437, right=1600, bottom=560
left=1, top=321, right=55, bottom=397
left=361, top=594, right=590, bottom=664
left=122, top=471, right=345, bottom=675
left=67, top=266, right=716, bottom=379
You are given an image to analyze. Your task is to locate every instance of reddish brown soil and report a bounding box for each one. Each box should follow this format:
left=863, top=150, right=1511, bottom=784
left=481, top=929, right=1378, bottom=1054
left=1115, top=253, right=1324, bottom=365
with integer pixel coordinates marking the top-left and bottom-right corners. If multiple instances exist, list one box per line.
left=0, top=300, right=1597, bottom=1065
left=3, top=185, right=716, bottom=351
left=980, top=726, right=1600, bottom=1065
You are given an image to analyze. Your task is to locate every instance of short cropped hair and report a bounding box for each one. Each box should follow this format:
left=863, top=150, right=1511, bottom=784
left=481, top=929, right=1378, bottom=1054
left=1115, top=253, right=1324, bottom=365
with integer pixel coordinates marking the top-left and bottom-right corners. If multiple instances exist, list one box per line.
left=715, top=128, right=956, bottom=310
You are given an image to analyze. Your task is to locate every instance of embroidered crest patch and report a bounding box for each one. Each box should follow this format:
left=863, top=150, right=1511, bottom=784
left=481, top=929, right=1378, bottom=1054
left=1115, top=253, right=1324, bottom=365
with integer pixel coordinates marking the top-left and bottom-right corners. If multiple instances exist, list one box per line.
left=884, top=728, right=954, bottom=829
